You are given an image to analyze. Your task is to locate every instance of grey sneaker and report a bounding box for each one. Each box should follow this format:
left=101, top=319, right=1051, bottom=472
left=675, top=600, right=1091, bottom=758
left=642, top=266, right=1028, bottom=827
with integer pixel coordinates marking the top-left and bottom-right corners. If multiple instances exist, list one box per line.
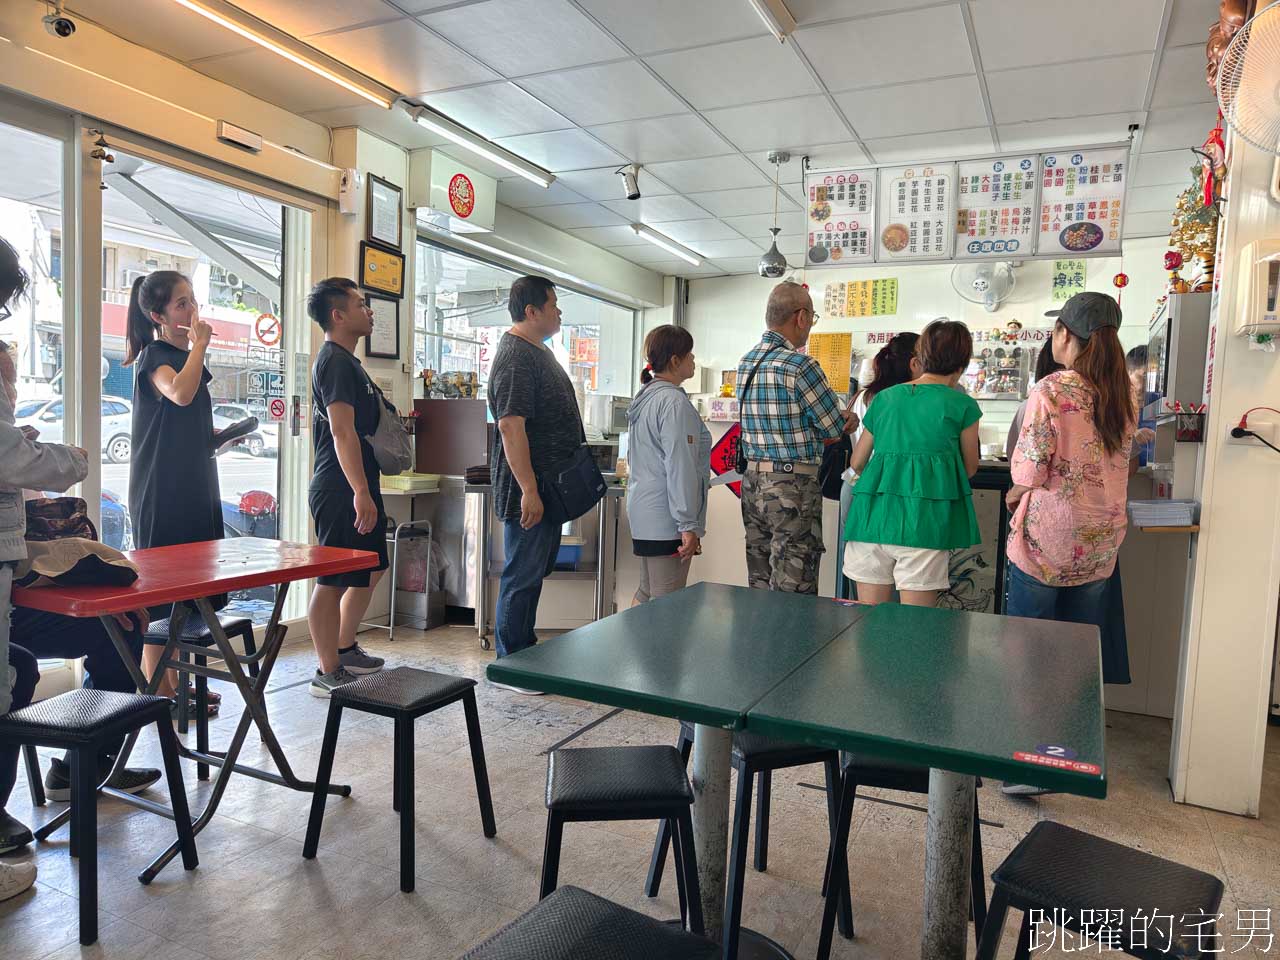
left=44, top=757, right=162, bottom=803
left=1001, top=782, right=1052, bottom=797
left=309, top=667, right=360, bottom=699
left=490, top=680, right=545, bottom=696
left=337, top=642, right=384, bottom=675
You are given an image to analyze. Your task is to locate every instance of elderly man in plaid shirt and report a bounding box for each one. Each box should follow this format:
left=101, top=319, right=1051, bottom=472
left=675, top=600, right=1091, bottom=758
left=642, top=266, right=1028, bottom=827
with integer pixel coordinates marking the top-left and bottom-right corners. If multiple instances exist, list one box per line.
left=736, top=281, right=854, bottom=593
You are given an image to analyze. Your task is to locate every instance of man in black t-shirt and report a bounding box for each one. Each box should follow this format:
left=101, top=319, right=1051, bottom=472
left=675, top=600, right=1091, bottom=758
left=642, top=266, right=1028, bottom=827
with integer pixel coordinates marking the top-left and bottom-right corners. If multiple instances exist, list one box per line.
left=305, top=277, right=386, bottom=697
left=488, top=276, right=584, bottom=675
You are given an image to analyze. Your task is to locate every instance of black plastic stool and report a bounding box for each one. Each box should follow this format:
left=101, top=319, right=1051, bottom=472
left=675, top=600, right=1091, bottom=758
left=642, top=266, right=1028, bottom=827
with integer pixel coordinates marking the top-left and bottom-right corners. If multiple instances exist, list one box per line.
left=542, top=744, right=704, bottom=936
left=0, top=689, right=198, bottom=944
left=459, top=885, right=717, bottom=960
left=303, top=666, right=496, bottom=893
left=23, top=743, right=45, bottom=806
left=976, top=821, right=1226, bottom=959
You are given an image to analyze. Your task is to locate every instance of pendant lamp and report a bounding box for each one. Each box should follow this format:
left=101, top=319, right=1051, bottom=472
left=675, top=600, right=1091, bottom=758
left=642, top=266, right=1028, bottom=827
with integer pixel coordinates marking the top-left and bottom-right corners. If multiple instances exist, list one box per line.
left=758, top=150, right=791, bottom=279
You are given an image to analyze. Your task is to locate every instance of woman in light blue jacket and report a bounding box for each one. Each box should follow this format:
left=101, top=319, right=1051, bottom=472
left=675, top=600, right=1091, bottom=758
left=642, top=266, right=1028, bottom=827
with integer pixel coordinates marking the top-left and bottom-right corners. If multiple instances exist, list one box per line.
left=626, top=325, right=711, bottom=604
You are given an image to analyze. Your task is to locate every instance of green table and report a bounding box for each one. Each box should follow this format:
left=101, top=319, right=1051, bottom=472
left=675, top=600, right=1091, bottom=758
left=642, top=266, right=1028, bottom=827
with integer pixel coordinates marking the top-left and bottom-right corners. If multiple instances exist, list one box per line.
left=748, top=602, right=1106, bottom=959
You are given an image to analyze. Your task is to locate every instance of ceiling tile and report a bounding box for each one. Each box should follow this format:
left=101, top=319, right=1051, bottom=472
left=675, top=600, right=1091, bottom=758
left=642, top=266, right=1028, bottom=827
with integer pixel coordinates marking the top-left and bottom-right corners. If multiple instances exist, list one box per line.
left=420, top=0, right=625, bottom=75
left=1166, top=0, right=1218, bottom=47
left=1150, top=43, right=1217, bottom=109
left=997, top=112, right=1144, bottom=152
left=305, top=19, right=499, bottom=96
left=618, top=255, right=712, bottom=277
left=787, top=0, right=930, bottom=24
left=520, top=62, right=687, bottom=126
left=527, top=202, right=629, bottom=229
left=1123, top=209, right=1176, bottom=237
left=1132, top=149, right=1198, bottom=187
left=706, top=96, right=847, bottom=152
left=690, top=239, right=766, bottom=259
left=424, top=83, right=571, bottom=140
left=556, top=166, right=677, bottom=201
left=987, top=55, right=1152, bottom=124
left=645, top=36, right=820, bottom=110
left=723, top=211, right=807, bottom=238
left=496, top=177, right=588, bottom=208
left=1127, top=184, right=1182, bottom=213
left=744, top=144, right=867, bottom=185
left=687, top=186, right=798, bottom=218
left=237, top=0, right=401, bottom=36
left=67, top=0, right=257, bottom=61
left=775, top=234, right=807, bottom=256
left=492, top=129, right=624, bottom=171
left=191, top=48, right=369, bottom=113
left=795, top=6, right=975, bottom=91
left=864, top=127, right=994, bottom=163
left=1141, top=104, right=1218, bottom=152
left=587, top=115, right=730, bottom=163
left=836, top=76, right=987, bottom=140
left=601, top=194, right=714, bottom=223
left=653, top=219, right=747, bottom=244
left=575, top=0, right=766, bottom=54
left=644, top=156, right=771, bottom=193
left=566, top=225, right=650, bottom=247
left=971, top=0, right=1163, bottom=71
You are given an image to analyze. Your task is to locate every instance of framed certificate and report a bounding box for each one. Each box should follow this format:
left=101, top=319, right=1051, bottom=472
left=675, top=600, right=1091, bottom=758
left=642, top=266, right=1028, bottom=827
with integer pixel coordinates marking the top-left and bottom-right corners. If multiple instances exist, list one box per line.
left=359, top=241, right=405, bottom=298
left=364, top=291, right=400, bottom=359
left=366, top=174, right=403, bottom=251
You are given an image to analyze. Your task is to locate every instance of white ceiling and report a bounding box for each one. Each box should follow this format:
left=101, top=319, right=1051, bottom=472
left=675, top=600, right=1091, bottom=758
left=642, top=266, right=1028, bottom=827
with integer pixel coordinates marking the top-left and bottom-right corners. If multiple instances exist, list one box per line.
left=67, top=0, right=1221, bottom=279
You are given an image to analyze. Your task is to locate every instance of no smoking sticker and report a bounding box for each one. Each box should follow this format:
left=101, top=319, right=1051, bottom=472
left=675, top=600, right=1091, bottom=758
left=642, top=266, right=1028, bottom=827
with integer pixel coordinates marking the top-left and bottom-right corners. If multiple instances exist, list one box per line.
left=268, top=397, right=287, bottom=422
left=255, top=313, right=281, bottom=347
left=1013, top=751, right=1100, bottom=776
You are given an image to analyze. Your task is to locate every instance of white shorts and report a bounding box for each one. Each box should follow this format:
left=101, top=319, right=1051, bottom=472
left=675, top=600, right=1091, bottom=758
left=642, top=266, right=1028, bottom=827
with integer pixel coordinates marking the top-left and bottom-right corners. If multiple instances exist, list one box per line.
left=843, top=541, right=951, bottom=592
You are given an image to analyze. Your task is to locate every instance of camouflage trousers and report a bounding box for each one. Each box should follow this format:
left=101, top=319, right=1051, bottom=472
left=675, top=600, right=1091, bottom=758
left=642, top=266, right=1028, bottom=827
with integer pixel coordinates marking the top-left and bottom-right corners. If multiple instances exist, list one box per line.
left=741, top=470, right=824, bottom=594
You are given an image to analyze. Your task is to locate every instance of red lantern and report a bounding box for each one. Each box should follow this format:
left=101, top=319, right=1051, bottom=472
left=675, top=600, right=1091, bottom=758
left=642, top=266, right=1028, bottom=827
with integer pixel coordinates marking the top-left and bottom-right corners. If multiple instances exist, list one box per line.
left=1164, top=250, right=1184, bottom=271
left=1112, top=272, right=1129, bottom=289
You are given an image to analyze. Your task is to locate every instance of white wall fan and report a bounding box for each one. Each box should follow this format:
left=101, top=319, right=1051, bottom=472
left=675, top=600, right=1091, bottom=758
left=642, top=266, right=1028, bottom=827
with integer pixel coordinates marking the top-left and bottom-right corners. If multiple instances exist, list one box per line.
left=950, top=262, right=1017, bottom=313
left=1216, top=0, right=1280, bottom=201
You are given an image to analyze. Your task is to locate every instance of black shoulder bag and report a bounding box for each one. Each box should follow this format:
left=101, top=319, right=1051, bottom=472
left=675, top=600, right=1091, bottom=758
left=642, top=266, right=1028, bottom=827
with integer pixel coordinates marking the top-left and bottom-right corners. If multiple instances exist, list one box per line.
left=543, top=425, right=608, bottom=522
left=735, top=344, right=782, bottom=474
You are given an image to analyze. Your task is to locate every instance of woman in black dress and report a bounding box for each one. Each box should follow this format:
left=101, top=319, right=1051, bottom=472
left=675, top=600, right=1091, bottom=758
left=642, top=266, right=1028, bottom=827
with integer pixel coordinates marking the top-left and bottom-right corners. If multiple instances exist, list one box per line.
left=124, top=271, right=223, bottom=699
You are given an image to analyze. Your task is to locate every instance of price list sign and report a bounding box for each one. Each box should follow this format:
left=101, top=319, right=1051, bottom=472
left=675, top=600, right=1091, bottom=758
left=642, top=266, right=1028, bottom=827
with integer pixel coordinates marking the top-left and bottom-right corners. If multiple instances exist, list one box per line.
left=877, top=164, right=955, bottom=261
left=823, top=279, right=899, bottom=318
left=955, top=155, right=1039, bottom=258
left=1038, top=147, right=1127, bottom=256
left=804, top=167, right=876, bottom=267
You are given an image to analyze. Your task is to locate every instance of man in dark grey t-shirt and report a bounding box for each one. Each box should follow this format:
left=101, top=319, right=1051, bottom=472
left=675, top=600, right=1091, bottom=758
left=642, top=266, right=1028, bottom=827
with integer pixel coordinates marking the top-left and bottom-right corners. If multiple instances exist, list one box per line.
left=487, top=276, right=584, bottom=671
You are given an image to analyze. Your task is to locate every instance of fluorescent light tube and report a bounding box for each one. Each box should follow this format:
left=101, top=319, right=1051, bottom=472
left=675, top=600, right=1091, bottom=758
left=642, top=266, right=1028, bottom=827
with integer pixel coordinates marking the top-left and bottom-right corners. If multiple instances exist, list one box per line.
left=746, top=0, right=796, bottom=42
left=409, top=106, right=555, bottom=188
left=631, top=224, right=702, bottom=266
left=166, top=0, right=393, bottom=108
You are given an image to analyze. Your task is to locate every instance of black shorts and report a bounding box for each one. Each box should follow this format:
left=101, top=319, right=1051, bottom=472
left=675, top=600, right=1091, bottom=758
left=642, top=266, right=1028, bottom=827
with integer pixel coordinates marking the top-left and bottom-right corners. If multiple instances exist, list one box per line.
left=309, top=486, right=388, bottom=587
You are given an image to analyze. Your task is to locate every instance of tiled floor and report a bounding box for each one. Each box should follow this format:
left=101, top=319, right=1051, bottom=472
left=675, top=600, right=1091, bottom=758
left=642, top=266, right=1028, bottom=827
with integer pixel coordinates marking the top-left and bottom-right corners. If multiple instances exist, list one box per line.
left=1, top=624, right=1277, bottom=960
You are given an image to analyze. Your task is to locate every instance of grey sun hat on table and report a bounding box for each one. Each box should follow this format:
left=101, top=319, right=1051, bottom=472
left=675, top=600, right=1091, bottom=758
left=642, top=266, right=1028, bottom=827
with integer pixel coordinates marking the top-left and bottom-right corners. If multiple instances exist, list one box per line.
left=1057, top=291, right=1122, bottom=340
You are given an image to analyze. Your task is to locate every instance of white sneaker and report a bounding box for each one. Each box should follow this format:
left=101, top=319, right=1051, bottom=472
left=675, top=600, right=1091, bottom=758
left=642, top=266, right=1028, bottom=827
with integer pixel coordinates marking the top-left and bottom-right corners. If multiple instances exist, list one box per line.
left=1001, top=782, right=1052, bottom=797
left=0, top=861, right=36, bottom=903
left=490, top=681, right=545, bottom=696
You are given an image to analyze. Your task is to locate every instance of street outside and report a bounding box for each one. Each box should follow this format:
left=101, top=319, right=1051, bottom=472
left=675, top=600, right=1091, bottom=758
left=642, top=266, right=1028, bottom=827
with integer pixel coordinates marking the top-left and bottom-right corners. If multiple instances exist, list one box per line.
left=100, top=448, right=278, bottom=511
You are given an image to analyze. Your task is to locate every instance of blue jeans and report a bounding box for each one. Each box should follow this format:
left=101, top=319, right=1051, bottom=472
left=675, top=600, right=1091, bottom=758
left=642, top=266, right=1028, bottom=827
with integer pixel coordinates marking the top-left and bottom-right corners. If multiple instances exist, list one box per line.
left=495, top=499, right=564, bottom=659
left=1006, top=563, right=1109, bottom=634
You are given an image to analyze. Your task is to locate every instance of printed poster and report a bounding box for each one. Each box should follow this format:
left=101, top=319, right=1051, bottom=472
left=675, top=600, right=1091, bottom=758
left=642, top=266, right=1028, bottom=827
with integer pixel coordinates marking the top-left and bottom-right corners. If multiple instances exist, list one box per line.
left=1051, top=259, right=1087, bottom=302
left=808, top=333, right=853, bottom=391
left=1038, top=147, right=1127, bottom=256
left=877, top=163, right=956, bottom=260
left=955, top=155, right=1039, bottom=258
left=823, top=279, right=899, bottom=318
left=804, top=167, right=876, bottom=267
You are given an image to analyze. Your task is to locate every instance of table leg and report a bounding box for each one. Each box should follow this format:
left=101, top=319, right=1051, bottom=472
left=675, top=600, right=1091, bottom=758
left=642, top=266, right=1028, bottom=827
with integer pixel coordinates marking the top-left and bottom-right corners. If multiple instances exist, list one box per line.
left=922, top=769, right=976, bottom=960
left=690, top=724, right=732, bottom=943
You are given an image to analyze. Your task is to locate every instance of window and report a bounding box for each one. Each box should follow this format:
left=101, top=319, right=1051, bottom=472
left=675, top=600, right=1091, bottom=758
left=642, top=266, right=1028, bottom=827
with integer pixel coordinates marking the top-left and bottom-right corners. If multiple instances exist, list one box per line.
left=102, top=400, right=129, bottom=416
left=413, top=240, right=637, bottom=398
left=14, top=400, right=44, bottom=418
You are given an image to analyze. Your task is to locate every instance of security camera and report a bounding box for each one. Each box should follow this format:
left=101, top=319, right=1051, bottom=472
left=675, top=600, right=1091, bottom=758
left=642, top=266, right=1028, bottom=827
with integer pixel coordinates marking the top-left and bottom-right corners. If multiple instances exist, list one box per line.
left=618, top=164, right=641, bottom=202
left=43, top=9, right=76, bottom=38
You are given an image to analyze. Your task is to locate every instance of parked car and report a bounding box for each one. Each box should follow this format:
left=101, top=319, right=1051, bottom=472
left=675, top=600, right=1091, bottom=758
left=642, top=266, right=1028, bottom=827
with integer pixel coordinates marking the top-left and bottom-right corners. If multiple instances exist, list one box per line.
left=16, top=396, right=134, bottom=464
left=100, top=489, right=133, bottom=551
left=212, top=402, right=278, bottom=458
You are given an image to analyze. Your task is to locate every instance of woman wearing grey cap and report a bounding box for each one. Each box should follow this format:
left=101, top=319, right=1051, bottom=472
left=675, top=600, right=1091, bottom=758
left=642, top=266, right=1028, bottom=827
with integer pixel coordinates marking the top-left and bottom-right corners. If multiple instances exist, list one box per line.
left=1003, top=292, right=1135, bottom=794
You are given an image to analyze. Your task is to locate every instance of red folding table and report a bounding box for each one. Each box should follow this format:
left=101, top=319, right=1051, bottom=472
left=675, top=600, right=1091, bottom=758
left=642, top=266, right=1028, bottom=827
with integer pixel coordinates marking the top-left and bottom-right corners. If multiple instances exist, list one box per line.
left=12, top=537, right=379, bottom=882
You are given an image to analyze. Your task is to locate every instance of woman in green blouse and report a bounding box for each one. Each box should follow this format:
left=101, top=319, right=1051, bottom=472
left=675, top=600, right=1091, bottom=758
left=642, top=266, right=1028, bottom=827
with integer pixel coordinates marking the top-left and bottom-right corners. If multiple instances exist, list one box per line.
left=843, top=319, right=981, bottom=607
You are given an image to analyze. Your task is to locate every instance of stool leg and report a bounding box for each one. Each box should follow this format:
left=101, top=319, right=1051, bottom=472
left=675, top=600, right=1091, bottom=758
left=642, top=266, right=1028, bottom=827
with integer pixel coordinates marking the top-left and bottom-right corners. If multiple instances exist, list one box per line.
left=156, top=719, right=198, bottom=873
left=722, top=763, right=754, bottom=959
left=241, top=625, right=260, bottom=680
left=822, top=759, right=854, bottom=941
left=675, top=809, right=704, bottom=938
left=71, top=749, right=98, bottom=945
left=176, top=649, right=189, bottom=736
left=461, top=691, right=496, bottom=838
left=392, top=717, right=403, bottom=814
left=195, top=654, right=209, bottom=782
left=974, top=887, right=1009, bottom=960
left=816, top=769, right=857, bottom=960
left=1013, top=909, right=1032, bottom=960
left=397, top=717, right=415, bottom=893
left=970, top=796, right=987, bottom=938
left=24, top=745, right=45, bottom=806
left=303, top=702, right=345, bottom=859
left=645, top=724, right=694, bottom=899
left=539, top=812, right=563, bottom=900
left=753, top=770, right=771, bottom=873
left=670, top=815, right=688, bottom=927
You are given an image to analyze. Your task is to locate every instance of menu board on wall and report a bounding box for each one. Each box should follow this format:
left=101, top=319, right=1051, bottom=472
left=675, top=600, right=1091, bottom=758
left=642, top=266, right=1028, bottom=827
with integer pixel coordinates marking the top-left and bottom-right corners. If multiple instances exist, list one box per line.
left=1038, top=147, right=1127, bottom=256
left=877, top=163, right=955, bottom=261
left=823, top=279, right=899, bottom=318
left=955, top=155, right=1039, bottom=258
left=807, top=333, right=853, bottom=391
left=804, top=167, right=876, bottom=267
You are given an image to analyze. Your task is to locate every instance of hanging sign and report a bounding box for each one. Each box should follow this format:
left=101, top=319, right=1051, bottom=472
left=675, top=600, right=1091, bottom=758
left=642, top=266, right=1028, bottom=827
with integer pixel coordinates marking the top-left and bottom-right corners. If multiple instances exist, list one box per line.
left=803, top=166, right=877, bottom=266
left=1051, top=259, right=1088, bottom=302
left=1038, top=147, right=1127, bottom=256
left=954, top=155, right=1039, bottom=258
left=877, top=163, right=956, bottom=261
left=823, top=279, right=899, bottom=318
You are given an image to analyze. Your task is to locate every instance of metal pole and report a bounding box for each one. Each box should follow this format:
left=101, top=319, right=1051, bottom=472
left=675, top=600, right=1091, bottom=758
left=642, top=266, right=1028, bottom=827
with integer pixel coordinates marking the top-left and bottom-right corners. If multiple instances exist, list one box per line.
left=690, top=724, right=732, bottom=942
left=923, top=769, right=976, bottom=960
